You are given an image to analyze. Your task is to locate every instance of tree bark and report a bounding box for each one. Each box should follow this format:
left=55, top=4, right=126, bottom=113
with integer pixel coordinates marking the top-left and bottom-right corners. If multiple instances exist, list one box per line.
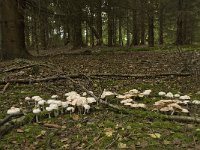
left=176, top=0, right=184, bottom=45
left=159, top=3, right=164, bottom=45
left=96, top=0, right=103, bottom=45
left=107, top=0, right=113, bottom=47
left=1, top=0, right=30, bottom=59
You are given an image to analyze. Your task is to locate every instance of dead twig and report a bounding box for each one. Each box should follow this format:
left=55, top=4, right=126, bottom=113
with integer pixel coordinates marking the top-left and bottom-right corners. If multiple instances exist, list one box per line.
left=1, top=82, right=10, bottom=94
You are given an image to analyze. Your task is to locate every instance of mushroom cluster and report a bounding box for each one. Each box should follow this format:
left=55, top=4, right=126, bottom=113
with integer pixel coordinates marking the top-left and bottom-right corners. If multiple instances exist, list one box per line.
left=116, top=89, right=151, bottom=109
left=154, top=99, right=189, bottom=115
left=23, top=91, right=97, bottom=123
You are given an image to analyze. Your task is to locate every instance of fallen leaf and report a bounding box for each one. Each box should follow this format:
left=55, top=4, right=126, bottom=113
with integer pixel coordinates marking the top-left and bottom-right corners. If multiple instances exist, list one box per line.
left=72, top=114, right=80, bottom=121
left=104, top=128, right=114, bottom=137
left=149, top=133, right=161, bottom=139
left=43, top=123, right=62, bottom=129
left=118, top=142, right=127, bottom=148
left=17, top=129, right=24, bottom=133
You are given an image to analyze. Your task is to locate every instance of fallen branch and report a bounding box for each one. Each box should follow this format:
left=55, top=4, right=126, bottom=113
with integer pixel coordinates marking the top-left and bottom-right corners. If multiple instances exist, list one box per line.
left=0, top=73, right=191, bottom=85
left=0, top=113, right=24, bottom=126
left=1, top=82, right=10, bottom=94
left=165, top=115, right=200, bottom=123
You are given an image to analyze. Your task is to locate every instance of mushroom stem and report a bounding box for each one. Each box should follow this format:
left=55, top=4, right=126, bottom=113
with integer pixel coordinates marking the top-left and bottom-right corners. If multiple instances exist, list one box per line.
left=48, top=113, right=51, bottom=119
left=35, top=115, right=39, bottom=123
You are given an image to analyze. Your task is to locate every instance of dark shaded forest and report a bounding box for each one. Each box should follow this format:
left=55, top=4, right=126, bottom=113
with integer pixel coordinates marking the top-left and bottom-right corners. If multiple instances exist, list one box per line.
left=1, top=1, right=200, bottom=149
left=1, top=0, right=200, bottom=59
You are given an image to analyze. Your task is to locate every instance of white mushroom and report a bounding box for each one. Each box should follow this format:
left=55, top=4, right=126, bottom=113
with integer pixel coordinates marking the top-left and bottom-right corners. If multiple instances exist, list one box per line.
left=46, top=107, right=53, bottom=118
left=158, top=92, right=166, bottom=97
left=51, top=95, right=59, bottom=99
left=50, top=104, right=59, bottom=117
left=87, top=97, right=96, bottom=104
left=38, top=100, right=46, bottom=110
left=141, top=90, right=152, bottom=96
left=131, top=103, right=146, bottom=109
left=179, top=95, right=191, bottom=100
left=67, top=107, right=75, bottom=115
left=83, top=104, right=90, bottom=114
left=61, top=102, right=68, bottom=113
left=165, top=92, right=174, bottom=99
left=33, top=108, right=41, bottom=122
left=82, top=92, right=87, bottom=96
left=174, top=94, right=181, bottom=98
left=101, top=89, right=115, bottom=99
left=7, top=107, right=21, bottom=115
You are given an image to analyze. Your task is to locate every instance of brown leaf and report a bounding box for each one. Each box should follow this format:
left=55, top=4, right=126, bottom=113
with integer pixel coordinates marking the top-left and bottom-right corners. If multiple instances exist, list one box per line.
left=72, top=114, right=80, bottom=121
left=17, top=129, right=24, bottom=133
left=43, top=123, right=62, bottom=129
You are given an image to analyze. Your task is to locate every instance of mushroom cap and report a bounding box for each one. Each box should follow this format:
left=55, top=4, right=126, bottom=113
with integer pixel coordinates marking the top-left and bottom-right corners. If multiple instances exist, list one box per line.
left=33, top=108, right=41, bottom=114
left=32, top=96, right=42, bottom=101
left=160, top=106, right=174, bottom=112
left=38, top=100, right=46, bottom=105
left=142, top=90, right=152, bottom=96
left=25, top=97, right=31, bottom=101
left=131, top=103, right=146, bottom=108
left=49, top=104, right=58, bottom=110
left=82, top=92, right=87, bottom=96
left=51, top=95, right=59, bottom=99
left=87, top=97, right=96, bottom=104
left=64, top=91, right=78, bottom=97
left=179, top=95, right=191, bottom=100
left=158, top=92, right=166, bottom=96
left=101, top=89, right=115, bottom=99
left=67, top=107, right=75, bottom=112
left=46, top=107, right=53, bottom=112
left=61, top=102, right=68, bottom=108
left=192, top=100, right=200, bottom=105
left=7, top=107, right=21, bottom=115
left=174, top=94, right=181, bottom=98
left=128, top=89, right=139, bottom=94
left=124, top=102, right=132, bottom=106
left=165, top=92, right=174, bottom=98
left=83, top=104, right=90, bottom=109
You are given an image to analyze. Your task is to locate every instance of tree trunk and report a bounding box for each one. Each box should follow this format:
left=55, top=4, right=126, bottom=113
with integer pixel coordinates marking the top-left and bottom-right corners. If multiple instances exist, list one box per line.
left=1, top=0, right=30, bottom=59
left=126, top=10, right=130, bottom=46
left=118, top=17, right=123, bottom=46
left=148, top=13, right=154, bottom=47
left=159, top=3, right=164, bottom=45
left=107, top=1, right=113, bottom=47
left=96, top=0, right=103, bottom=45
left=132, top=7, right=139, bottom=46
left=176, top=0, right=184, bottom=45
left=140, top=1, right=145, bottom=45
left=0, top=1, right=2, bottom=56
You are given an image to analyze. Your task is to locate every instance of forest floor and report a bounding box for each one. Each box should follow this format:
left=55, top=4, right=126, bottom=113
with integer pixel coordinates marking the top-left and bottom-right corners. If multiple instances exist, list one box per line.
left=1, top=47, right=200, bottom=149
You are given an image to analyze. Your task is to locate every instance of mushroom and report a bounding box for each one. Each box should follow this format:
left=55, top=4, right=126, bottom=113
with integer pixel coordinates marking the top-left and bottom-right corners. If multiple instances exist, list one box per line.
left=46, top=107, right=53, bottom=118
left=50, top=104, right=59, bottom=117
left=101, top=89, right=115, bottom=99
left=158, top=91, right=166, bottom=97
left=67, top=107, right=75, bottom=115
left=25, top=97, right=31, bottom=105
left=141, top=90, right=152, bottom=96
left=38, top=100, right=46, bottom=110
left=51, top=95, right=59, bottom=99
left=82, top=92, right=87, bottom=96
left=165, top=92, right=174, bottom=99
left=61, top=102, right=68, bottom=114
left=131, top=103, right=146, bottom=109
left=33, top=108, right=41, bottom=122
left=179, top=95, right=191, bottom=100
left=7, top=107, right=21, bottom=115
left=83, top=104, right=90, bottom=114
left=87, top=97, right=96, bottom=105
left=174, top=94, right=181, bottom=98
